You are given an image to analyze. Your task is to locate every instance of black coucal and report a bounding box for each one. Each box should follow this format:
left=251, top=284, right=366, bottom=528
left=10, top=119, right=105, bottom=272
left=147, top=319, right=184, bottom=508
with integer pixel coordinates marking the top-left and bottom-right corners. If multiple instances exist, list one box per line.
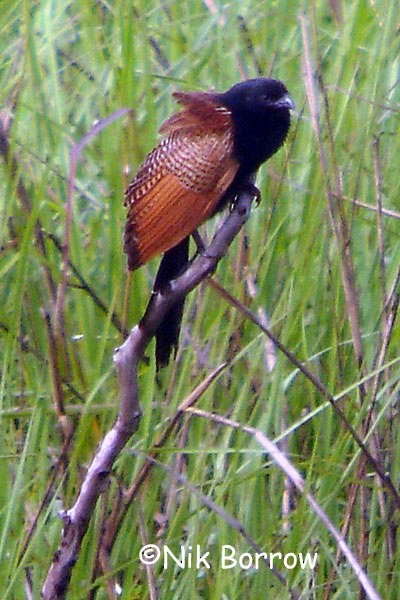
left=124, top=78, right=294, bottom=367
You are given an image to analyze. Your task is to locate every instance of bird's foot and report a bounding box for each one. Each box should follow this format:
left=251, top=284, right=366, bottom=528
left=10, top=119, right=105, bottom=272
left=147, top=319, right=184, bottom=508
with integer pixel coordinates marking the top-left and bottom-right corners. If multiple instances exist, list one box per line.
left=242, top=181, right=261, bottom=205
left=192, top=230, right=206, bottom=254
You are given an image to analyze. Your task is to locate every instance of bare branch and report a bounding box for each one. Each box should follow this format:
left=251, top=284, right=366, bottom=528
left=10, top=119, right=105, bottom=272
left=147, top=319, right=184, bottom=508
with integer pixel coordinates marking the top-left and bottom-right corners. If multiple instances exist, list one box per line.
left=41, top=182, right=257, bottom=599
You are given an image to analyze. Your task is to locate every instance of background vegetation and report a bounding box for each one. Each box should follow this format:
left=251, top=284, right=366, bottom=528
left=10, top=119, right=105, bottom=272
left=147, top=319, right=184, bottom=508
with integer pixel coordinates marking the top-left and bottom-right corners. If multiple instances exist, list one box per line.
left=0, top=0, right=399, bottom=597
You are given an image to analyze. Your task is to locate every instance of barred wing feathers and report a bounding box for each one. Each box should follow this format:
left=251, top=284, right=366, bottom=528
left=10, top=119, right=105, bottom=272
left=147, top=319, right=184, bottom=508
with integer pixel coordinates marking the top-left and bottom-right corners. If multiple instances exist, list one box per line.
left=124, top=93, right=238, bottom=270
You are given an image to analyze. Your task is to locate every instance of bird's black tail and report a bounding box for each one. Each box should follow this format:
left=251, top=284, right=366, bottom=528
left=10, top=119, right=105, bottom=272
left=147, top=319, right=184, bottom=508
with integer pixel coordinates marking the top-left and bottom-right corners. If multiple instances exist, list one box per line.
left=153, top=237, right=189, bottom=369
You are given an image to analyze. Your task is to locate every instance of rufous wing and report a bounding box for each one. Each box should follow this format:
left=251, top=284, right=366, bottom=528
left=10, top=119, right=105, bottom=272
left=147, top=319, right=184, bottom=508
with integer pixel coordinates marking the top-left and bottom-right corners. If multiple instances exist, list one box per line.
left=159, top=91, right=231, bottom=134
left=124, top=98, right=239, bottom=270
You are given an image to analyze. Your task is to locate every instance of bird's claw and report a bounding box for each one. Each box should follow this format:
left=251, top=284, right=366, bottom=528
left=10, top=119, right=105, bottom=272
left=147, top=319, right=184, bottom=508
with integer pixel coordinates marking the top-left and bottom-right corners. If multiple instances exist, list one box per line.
left=243, top=181, right=261, bottom=205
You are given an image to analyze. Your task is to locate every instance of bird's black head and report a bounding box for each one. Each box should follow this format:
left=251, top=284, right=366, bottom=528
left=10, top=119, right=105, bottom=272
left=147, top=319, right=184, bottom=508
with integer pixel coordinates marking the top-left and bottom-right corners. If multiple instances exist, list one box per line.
left=218, top=78, right=294, bottom=173
left=221, top=78, right=294, bottom=115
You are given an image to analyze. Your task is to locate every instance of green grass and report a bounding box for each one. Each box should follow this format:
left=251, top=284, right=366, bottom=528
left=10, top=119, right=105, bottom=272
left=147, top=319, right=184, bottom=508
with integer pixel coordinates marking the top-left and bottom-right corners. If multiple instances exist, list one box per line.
left=1, top=0, right=399, bottom=598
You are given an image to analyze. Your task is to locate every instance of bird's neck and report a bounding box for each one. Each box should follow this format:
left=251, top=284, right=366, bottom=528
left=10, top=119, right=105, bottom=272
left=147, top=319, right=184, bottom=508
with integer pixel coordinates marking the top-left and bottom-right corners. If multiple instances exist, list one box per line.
left=232, top=110, right=290, bottom=174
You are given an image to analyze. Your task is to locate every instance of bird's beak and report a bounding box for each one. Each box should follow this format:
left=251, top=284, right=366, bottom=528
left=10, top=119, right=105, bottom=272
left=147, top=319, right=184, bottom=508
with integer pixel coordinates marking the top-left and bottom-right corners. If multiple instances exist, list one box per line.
left=277, top=94, right=295, bottom=111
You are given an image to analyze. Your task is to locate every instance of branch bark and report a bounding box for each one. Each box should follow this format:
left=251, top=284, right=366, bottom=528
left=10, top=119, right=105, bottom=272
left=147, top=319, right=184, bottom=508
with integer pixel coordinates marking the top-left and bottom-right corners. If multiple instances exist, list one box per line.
left=41, top=183, right=257, bottom=599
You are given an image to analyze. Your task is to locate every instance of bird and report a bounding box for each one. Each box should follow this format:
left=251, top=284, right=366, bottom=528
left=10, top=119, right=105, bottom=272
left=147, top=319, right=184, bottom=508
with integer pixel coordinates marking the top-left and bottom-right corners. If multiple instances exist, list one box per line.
left=124, top=78, right=294, bottom=368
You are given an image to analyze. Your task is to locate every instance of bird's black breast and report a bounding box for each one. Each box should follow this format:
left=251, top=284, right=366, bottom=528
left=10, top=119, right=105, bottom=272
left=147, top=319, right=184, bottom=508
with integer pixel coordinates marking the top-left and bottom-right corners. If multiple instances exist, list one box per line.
left=216, top=107, right=291, bottom=211
left=231, top=110, right=291, bottom=174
